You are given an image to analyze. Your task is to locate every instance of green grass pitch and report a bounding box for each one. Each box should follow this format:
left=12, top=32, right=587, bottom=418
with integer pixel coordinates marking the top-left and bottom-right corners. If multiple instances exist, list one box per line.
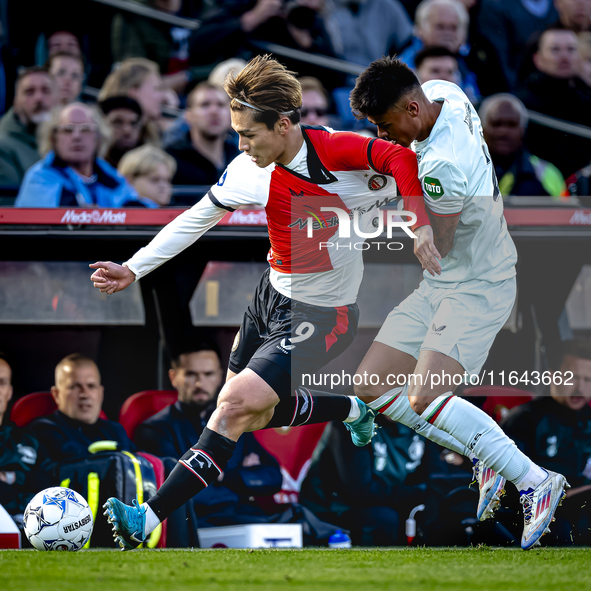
left=2, top=547, right=590, bottom=591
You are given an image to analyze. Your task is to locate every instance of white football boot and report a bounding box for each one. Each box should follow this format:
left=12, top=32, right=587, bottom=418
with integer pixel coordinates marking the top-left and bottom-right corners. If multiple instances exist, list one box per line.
left=520, top=469, right=570, bottom=550
left=473, top=460, right=506, bottom=521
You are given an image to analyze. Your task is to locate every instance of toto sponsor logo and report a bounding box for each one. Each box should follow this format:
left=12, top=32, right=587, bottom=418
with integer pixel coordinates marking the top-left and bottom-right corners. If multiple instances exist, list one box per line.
left=570, top=210, right=591, bottom=225
left=60, top=210, right=127, bottom=224
left=226, top=210, right=267, bottom=225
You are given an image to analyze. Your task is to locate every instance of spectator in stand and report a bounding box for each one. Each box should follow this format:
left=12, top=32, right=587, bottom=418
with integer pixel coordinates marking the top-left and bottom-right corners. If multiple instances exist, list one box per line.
left=554, top=0, right=591, bottom=32
left=399, top=0, right=480, bottom=102
left=0, top=67, right=57, bottom=186
left=99, top=58, right=168, bottom=145
left=189, top=0, right=340, bottom=88
left=119, top=145, right=176, bottom=207
left=134, top=343, right=283, bottom=528
left=46, top=52, right=85, bottom=106
left=480, top=93, right=566, bottom=198
left=100, top=96, right=145, bottom=169
left=15, top=102, right=142, bottom=208
left=0, top=355, right=39, bottom=518
left=111, top=0, right=202, bottom=95
left=299, top=77, right=330, bottom=127
left=415, top=46, right=461, bottom=84
left=476, top=0, right=558, bottom=91
left=165, top=82, right=239, bottom=202
left=501, top=339, right=591, bottom=545
left=516, top=27, right=591, bottom=178
left=325, top=0, right=412, bottom=68
left=578, top=31, right=591, bottom=86
left=208, top=58, right=247, bottom=88
left=46, top=30, right=82, bottom=58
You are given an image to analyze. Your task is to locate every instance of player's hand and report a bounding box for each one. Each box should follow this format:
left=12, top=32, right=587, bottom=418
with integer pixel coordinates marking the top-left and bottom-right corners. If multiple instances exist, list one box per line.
left=89, top=262, right=136, bottom=294
left=414, top=225, right=442, bottom=276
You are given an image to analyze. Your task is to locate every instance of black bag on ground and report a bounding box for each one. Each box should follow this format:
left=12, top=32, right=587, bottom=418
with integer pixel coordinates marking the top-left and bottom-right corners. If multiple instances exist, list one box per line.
left=57, top=451, right=158, bottom=547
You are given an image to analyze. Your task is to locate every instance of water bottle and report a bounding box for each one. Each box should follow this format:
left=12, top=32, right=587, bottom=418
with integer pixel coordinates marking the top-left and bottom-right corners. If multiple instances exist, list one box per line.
left=328, top=530, right=351, bottom=548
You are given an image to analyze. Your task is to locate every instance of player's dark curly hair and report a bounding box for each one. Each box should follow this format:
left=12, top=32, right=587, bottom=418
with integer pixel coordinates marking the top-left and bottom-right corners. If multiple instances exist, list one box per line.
left=350, top=56, right=422, bottom=120
left=224, top=55, right=301, bottom=129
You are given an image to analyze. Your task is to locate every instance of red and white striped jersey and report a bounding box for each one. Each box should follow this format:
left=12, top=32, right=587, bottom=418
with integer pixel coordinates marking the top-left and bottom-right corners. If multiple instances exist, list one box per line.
left=125, top=126, right=427, bottom=307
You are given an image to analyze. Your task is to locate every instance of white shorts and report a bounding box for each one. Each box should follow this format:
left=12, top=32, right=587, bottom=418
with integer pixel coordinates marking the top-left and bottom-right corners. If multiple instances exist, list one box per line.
left=375, top=276, right=516, bottom=377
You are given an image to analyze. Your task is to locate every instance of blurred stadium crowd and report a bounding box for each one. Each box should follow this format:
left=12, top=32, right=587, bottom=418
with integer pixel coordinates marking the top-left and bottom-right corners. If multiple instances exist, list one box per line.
left=0, top=0, right=590, bottom=206
left=1, top=0, right=591, bottom=550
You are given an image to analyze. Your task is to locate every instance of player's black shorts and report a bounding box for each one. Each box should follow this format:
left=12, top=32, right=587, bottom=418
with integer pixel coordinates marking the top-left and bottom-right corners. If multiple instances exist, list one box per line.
left=228, top=269, right=359, bottom=399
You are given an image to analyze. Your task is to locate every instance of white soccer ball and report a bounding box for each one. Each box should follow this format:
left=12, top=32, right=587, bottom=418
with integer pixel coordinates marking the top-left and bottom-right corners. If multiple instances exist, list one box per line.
left=23, top=487, right=94, bottom=551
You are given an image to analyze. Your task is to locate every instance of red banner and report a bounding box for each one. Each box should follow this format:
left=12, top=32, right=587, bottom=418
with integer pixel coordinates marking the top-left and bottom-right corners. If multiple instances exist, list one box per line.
left=0, top=208, right=590, bottom=227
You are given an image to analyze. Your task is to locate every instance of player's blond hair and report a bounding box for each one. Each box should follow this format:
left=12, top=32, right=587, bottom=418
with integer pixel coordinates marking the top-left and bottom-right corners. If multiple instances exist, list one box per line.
left=224, top=55, right=302, bottom=128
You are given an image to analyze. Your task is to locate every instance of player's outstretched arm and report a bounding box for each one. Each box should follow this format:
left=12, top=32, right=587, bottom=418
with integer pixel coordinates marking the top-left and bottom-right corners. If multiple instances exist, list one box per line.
left=89, top=262, right=136, bottom=294
left=414, top=225, right=442, bottom=276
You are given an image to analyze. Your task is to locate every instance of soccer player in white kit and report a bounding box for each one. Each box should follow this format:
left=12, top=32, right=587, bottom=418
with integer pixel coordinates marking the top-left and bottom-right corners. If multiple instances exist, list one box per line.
left=347, top=56, right=568, bottom=549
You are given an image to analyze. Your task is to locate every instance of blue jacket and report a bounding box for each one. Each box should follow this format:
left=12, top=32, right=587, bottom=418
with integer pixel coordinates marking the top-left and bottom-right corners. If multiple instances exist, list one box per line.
left=15, top=151, right=150, bottom=208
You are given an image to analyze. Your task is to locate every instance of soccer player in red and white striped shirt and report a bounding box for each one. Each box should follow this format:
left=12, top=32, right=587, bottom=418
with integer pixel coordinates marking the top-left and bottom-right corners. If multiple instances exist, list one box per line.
left=91, top=55, right=443, bottom=549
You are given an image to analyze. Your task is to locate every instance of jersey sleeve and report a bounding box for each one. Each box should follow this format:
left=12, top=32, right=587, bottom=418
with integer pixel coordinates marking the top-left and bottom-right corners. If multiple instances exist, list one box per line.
left=420, top=159, right=468, bottom=217
left=124, top=196, right=228, bottom=280
left=208, top=153, right=271, bottom=210
left=367, top=138, right=429, bottom=229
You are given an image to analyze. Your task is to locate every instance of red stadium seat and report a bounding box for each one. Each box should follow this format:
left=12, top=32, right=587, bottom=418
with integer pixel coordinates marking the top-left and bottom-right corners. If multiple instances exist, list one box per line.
left=118, top=390, right=178, bottom=440
left=254, top=423, right=327, bottom=510
left=463, top=386, right=533, bottom=423
left=10, top=392, right=108, bottom=427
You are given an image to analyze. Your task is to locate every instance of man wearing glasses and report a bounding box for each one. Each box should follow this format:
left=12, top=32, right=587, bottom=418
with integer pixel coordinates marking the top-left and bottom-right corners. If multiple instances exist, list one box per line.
left=15, top=103, right=144, bottom=208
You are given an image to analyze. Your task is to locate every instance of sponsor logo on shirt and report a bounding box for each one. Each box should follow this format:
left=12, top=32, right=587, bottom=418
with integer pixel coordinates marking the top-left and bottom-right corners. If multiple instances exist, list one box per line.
left=423, top=177, right=444, bottom=200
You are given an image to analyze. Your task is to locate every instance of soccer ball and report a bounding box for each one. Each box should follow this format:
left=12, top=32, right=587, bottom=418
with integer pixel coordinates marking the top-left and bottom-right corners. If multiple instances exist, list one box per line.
left=23, top=487, right=93, bottom=551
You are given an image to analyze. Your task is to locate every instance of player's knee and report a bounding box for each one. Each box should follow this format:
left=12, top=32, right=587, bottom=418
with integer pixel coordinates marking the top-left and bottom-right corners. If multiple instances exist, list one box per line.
left=216, top=381, right=270, bottom=420
left=353, top=379, right=382, bottom=402
left=408, top=395, right=429, bottom=415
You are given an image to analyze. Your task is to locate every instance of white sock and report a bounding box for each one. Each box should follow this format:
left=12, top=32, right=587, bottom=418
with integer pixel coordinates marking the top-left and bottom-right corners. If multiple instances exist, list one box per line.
left=420, top=392, right=531, bottom=484
left=141, top=503, right=161, bottom=537
left=367, top=385, right=471, bottom=456
left=514, top=465, right=549, bottom=493
left=344, top=396, right=361, bottom=422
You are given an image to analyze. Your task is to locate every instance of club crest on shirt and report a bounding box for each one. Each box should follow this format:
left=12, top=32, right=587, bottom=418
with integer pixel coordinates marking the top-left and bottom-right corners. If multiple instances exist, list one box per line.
left=231, top=330, right=240, bottom=352
left=423, top=177, right=444, bottom=199
left=368, top=174, right=387, bottom=191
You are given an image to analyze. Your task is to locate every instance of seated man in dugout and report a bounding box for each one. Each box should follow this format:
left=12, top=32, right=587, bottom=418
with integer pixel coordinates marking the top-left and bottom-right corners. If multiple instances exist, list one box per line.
left=28, top=353, right=197, bottom=547
left=500, top=339, right=591, bottom=546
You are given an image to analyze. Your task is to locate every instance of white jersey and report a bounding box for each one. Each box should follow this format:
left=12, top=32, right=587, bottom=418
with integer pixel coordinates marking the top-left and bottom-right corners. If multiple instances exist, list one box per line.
left=415, top=81, right=517, bottom=286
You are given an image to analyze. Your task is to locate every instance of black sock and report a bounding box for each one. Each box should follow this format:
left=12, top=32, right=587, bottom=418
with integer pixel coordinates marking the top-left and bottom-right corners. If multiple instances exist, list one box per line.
left=264, top=387, right=352, bottom=428
left=147, top=427, right=236, bottom=520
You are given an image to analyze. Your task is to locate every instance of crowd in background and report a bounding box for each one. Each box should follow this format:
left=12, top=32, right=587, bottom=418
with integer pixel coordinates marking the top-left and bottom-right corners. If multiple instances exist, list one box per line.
left=1, top=0, right=591, bottom=549
left=0, top=0, right=590, bottom=206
